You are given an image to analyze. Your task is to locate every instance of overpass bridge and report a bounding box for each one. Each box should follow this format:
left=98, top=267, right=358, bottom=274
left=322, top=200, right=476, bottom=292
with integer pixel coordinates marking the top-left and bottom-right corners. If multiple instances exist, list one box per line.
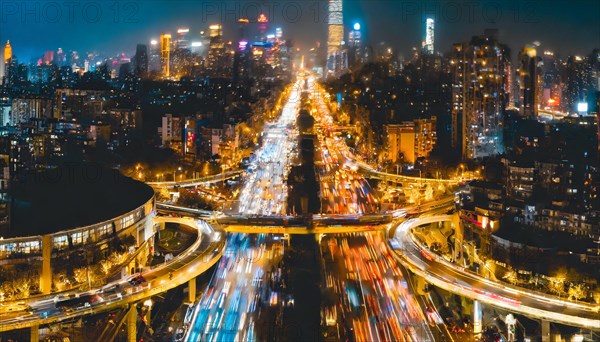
left=0, top=217, right=224, bottom=340
left=390, top=215, right=600, bottom=331
left=146, top=170, right=243, bottom=189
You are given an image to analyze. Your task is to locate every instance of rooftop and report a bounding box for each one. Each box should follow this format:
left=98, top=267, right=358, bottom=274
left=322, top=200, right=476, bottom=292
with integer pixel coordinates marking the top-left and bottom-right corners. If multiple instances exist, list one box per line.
left=2, top=165, right=154, bottom=238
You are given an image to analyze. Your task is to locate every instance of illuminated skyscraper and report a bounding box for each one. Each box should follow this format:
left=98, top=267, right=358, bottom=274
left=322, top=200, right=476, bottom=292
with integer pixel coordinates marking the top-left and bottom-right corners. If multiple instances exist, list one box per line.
left=160, top=34, right=171, bottom=78
left=1, top=41, right=12, bottom=84
left=450, top=30, right=510, bottom=159
left=176, top=28, right=190, bottom=50
left=519, top=46, right=540, bottom=118
left=209, top=24, right=222, bottom=38
left=348, top=23, right=361, bottom=48
left=424, top=18, right=434, bottom=54
left=348, top=22, right=365, bottom=69
left=148, top=39, right=161, bottom=74
left=326, top=0, right=347, bottom=77
left=4, top=41, right=12, bottom=63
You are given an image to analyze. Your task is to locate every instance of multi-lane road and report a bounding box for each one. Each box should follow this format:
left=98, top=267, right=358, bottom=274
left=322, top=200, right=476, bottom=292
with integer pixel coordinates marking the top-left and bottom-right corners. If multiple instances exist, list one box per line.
left=0, top=218, right=223, bottom=333
left=391, top=216, right=600, bottom=330
left=184, top=78, right=304, bottom=342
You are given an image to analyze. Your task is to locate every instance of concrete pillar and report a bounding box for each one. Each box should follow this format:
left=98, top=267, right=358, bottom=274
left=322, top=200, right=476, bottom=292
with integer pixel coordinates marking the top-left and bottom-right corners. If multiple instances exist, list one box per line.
left=30, top=324, right=39, bottom=342
left=473, top=300, right=482, bottom=336
left=127, top=304, right=137, bottom=342
left=541, top=319, right=550, bottom=342
left=40, top=235, right=52, bottom=294
left=188, top=277, right=196, bottom=303
left=452, top=213, right=463, bottom=263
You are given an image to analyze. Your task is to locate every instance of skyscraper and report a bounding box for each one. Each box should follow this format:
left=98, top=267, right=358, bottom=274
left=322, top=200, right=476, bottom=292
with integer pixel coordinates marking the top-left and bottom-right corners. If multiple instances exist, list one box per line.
left=326, top=0, right=347, bottom=77
left=133, top=44, right=148, bottom=78
left=451, top=30, right=510, bottom=159
left=519, top=46, right=540, bottom=118
left=424, top=18, right=434, bottom=54
left=160, top=34, right=171, bottom=78
left=1, top=41, right=13, bottom=84
left=348, top=22, right=365, bottom=69
left=176, top=28, right=190, bottom=51
left=4, top=41, right=12, bottom=64
left=348, top=22, right=361, bottom=48
left=207, top=24, right=230, bottom=77
left=148, top=40, right=161, bottom=74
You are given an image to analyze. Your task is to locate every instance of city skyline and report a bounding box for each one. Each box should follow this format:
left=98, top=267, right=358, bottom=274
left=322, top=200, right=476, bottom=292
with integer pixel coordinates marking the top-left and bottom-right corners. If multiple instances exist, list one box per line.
left=0, top=1, right=598, bottom=341
left=1, top=0, right=599, bottom=61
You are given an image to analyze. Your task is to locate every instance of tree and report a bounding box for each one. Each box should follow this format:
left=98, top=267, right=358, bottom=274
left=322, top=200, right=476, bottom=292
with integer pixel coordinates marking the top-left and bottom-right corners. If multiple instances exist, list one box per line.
left=502, top=270, right=518, bottom=285
left=568, top=284, right=586, bottom=301
left=547, top=276, right=567, bottom=297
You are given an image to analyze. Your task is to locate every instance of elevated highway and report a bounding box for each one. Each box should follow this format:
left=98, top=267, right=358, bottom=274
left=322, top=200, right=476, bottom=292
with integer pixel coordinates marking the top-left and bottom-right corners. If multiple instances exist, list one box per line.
left=390, top=215, right=600, bottom=330
left=146, top=170, right=243, bottom=189
left=0, top=217, right=224, bottom=334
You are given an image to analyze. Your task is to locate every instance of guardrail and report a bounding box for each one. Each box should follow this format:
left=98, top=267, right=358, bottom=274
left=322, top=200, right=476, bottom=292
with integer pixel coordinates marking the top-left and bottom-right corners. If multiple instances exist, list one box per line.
left=390, top=216, right=600, bottom=330
left=0, top=217, right=225, bottom=333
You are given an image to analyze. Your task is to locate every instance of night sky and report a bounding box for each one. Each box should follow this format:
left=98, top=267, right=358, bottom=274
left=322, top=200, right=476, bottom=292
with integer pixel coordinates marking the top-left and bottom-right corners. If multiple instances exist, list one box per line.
left=1, top=0, right=599, bottom=62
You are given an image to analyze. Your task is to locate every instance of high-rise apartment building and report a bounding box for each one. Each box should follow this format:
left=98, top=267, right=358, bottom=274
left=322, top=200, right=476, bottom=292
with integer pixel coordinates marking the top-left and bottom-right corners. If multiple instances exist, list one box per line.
left=450, top=30, right=510, bottom=159
left=519, top=46, right=540, bottom=118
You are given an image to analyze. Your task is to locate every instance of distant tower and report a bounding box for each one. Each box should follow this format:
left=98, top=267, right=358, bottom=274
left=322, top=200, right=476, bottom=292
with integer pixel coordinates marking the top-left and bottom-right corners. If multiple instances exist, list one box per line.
left=133, top=44, right=148, bottom=78
left=519, top=46, right=539, bottom=118
left=160, top=34, right=171, bottom=78
left=1, top=41, right=12, bottom=84
left=348, top=23, right=361, bottom=48
left=424, top=18, right=434, bottom=54
left=176, top=28, right=190, bottom=50
left=326, top=0, right=346, bottom=77
left=4, top=41, right=12, bottom=63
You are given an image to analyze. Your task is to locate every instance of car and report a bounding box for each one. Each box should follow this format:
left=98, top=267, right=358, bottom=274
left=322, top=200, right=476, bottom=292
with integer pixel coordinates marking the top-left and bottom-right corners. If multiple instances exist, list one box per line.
left=128, top=274, right=146, bottom=286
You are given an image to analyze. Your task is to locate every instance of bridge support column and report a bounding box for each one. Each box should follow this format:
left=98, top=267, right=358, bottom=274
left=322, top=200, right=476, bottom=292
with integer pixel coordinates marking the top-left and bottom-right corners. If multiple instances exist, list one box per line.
left=30, top=324, right=39, bottom=342
left=40, top=235, right=52, bottom=294
left=188, top=277, right=196, bottom=303
left=452, top=213, right=463, bottom=264
left=473, top=300, right=482, bottom=337
left=541, top=319, right=550, bottom=342
left=127, top=304, right=137, bottom=342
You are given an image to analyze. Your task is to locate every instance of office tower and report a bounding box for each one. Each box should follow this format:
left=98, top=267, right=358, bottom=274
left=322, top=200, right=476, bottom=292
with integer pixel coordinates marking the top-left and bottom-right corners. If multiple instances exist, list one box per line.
left=348, top=23, right=361, bottom=48
left=160, top=34, right=171, bottom=78
left=348, top=22, right=366, bottom=69
left=4, top=41, right=12, bottom=64
left=1, top=41, right=12, bottom=84
left=424, top=18, right=434, bottom=54
left=148, top=40, right=161, bottom=73
left=176, top=28, right=190, bottom=51
left=326, top=0, right=347, bottom=77
left=207, top=24, right=230, bottom=77
left=519, top=46, right=540, bottom=118
left=0, top=40, right=12, bottom=84
left=450, top=30, right=510, bottom=159
left=133, top=44, right=148, bottom=78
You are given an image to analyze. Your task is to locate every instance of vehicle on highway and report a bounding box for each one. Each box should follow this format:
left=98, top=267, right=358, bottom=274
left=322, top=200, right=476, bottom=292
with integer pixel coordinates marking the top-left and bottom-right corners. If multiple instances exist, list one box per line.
left=55, top=294, right=103, bottom=312
left=128, top=274, right=146, bottom=286
left=0, top=302, right=32, bottom=315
